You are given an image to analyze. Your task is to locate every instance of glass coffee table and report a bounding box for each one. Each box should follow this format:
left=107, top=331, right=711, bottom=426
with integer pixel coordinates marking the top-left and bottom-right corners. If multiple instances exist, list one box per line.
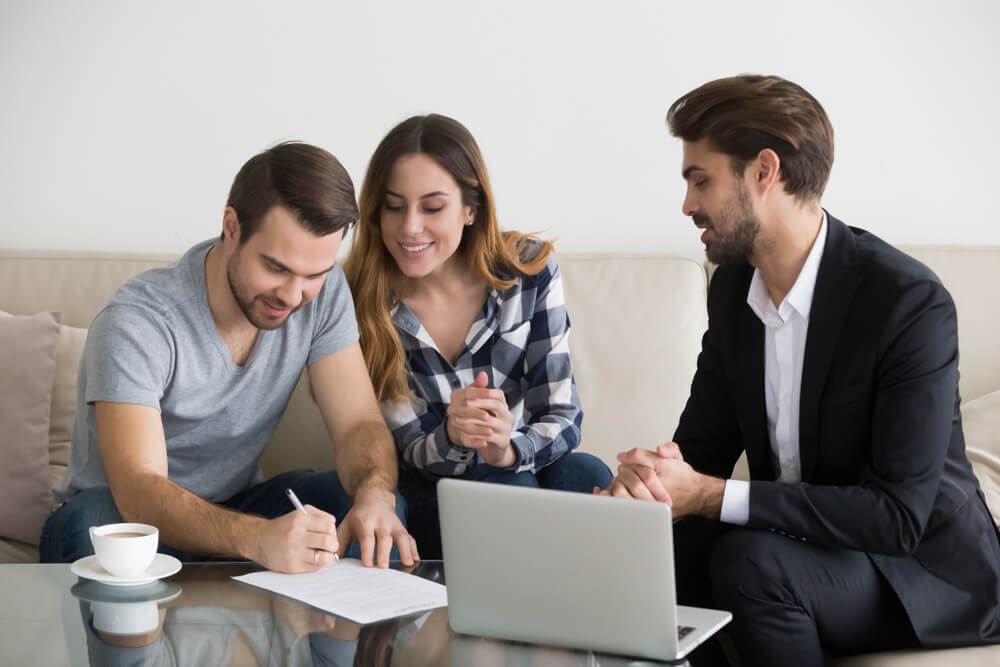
left=0, top=561, right=690, bottom=666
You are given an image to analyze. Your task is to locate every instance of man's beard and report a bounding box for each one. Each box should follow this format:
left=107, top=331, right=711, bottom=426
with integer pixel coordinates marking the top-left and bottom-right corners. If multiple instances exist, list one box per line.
left=696, top=182, right=760, bottom=265
left=226, top=253, right=295, bottom=330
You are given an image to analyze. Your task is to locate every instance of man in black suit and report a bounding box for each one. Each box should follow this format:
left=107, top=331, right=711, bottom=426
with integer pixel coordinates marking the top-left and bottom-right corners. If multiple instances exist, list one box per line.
left=604, top=75, right=1000, bottom=665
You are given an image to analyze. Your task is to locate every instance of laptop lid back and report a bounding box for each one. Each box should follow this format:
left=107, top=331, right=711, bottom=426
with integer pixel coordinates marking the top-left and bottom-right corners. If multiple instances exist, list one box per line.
left=439, top=478, right=682, bottom=660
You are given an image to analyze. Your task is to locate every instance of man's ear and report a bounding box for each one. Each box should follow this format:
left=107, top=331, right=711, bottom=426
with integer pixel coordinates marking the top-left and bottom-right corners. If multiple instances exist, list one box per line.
left=222, top=207, right=241, bottom=244
left=753, top=149, right=782, bottom=195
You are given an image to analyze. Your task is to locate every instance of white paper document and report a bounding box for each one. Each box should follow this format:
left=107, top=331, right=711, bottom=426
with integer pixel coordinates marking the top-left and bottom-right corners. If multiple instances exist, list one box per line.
left=232, top=559, right=448, bottom=624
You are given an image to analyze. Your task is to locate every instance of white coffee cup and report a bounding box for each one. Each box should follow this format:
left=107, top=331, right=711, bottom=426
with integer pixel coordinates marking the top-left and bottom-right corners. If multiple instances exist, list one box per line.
left=89, top=523, right=159, bottom=578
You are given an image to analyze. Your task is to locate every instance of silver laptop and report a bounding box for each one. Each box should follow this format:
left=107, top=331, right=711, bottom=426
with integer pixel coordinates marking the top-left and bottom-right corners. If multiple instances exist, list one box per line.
left=438, top=478, right=732, bottom=662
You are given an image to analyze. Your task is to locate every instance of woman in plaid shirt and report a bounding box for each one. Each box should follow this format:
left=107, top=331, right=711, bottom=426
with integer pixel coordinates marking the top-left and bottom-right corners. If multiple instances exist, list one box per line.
left=344, top=114, right=612, bottom=557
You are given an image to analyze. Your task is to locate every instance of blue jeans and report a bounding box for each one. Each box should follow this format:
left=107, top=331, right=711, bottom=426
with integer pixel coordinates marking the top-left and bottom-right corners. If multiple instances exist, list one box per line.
left=39, top=469, right=408, bottom=563
left=398, top=452, right=613, bottom=559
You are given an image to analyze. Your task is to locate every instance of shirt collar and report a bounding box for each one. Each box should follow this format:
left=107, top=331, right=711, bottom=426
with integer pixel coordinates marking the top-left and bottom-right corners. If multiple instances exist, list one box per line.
left=390, top=285, right=507, bottom=353
left=746, top=210, right=828, bottom=324
left=390, top=301, right=435, bottom=349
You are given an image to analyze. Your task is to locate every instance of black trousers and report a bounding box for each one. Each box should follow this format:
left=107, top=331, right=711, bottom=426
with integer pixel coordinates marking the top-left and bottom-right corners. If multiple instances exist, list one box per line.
left=675, top=519, right=918, bottom=667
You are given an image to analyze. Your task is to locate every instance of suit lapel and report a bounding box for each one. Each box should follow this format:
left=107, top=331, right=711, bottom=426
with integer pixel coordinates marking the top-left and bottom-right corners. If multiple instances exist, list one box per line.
left=737, top=295, right=775, bottom=480
left=799, top=213, right=861, bottom=481
left=725, top=263, right=774, bottom=480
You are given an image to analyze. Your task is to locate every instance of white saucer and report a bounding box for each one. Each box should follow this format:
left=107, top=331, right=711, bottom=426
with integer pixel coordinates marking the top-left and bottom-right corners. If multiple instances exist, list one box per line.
left=71, top=553, right=182, bottom=586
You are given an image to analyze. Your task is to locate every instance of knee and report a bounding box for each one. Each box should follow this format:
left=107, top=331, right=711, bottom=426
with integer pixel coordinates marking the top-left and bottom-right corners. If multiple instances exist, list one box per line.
left=709, top=529, right=794, bottom=610
left=576, top=452, right=613, bottom=487
left=40, top=486, right=123, bottom=562
left=467, top=465, right=539, bottom=487
left=55, top=486, right=123, bottom=531
left=506, top=470, right=540, bottom=488
left=539, top=452, right=613, bottom=491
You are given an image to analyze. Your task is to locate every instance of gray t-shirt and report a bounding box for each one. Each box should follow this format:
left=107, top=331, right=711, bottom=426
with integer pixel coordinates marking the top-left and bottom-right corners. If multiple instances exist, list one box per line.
left=58, top=239, right=358, bottom=503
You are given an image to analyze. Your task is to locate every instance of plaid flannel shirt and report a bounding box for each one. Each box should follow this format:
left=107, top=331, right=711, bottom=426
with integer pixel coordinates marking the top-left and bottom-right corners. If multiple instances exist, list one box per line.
left=380, top=254, right=582, bottom=478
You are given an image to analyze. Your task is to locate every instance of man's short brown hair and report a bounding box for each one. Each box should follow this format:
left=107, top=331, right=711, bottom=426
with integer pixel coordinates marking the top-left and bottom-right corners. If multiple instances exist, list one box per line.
left=667, top=75, right=835, bottom=201
left=225, top=141, right=358, bottom=243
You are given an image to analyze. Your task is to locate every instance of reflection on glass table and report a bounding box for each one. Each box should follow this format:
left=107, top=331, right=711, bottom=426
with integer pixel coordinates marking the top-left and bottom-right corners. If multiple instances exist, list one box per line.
left=71, top=579, right=181, bottom=650
left=0, top=561, right=689, bottom=666
left=70, top=563, right=448, bottom=667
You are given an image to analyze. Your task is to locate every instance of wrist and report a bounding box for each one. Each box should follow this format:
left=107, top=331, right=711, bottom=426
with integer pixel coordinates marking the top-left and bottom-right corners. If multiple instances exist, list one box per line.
left=502, top=440, right=520, bottom=469
left=354, top=479, right=396, bottom=510
left=236, top=514, right=268, bottom=562
left=696, top=474, right=726, bottom=520
left=445, top=415, right=463, bottom=448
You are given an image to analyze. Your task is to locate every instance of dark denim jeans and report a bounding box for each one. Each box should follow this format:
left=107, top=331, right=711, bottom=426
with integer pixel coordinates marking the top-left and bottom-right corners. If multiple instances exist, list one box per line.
left=398, top=451, right=613, bottom=559
left=39, top=469, right=407, bottom=563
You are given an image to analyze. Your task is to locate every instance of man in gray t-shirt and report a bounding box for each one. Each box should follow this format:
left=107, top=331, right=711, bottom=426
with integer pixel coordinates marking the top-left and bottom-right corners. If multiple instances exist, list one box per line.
left=40, top=142, right=418, bottom=573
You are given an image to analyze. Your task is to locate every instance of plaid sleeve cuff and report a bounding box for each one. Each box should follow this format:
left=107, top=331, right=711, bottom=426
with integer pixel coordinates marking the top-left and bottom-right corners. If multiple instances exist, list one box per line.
left=510, top=432, right=535, bottom=472
left=429, top=419, right=477, bottom=474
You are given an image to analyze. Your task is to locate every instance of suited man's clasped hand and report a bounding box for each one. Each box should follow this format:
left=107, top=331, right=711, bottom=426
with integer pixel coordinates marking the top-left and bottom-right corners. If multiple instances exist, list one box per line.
left=596, top=443, right=725, bottom=519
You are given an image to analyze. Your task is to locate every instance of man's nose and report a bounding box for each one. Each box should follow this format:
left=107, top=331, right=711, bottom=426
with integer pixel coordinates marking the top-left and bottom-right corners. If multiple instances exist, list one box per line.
left=275, top=276, right=303, bottom=308
left=682, top=188, right=698, bottom=218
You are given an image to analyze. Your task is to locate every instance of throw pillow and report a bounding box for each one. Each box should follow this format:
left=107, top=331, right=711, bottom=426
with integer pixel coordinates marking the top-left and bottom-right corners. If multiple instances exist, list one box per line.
left=0, top=311, right=60, bottom=544
left=49, top=323, right=88, bottom=468
left=963, top=390, right=1000, bottom=525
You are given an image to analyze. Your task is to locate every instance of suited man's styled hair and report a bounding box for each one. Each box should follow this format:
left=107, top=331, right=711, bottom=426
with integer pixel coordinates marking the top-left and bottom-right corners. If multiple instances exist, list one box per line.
left=667, top=75, right=835, bottom=202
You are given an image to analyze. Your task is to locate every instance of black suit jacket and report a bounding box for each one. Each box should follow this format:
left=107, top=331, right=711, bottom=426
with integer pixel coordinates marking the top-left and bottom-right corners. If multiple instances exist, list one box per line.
left=674, top=212, right=1000, bottom=647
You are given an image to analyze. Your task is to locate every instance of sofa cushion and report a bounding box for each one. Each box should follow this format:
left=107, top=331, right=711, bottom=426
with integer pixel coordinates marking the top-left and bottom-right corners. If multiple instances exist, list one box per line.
left=0, top=311, right=60, bottom=544
left=0, top=537, right=39, bottom=563
left=49, top=323, right=88, bottom=470
left=904, top=247, right=1000, bottom=404
left=963, top=390, right=1000, bottom=525
left=559, top=255, right=708, bottom=469
left=831, top=643, right=1000, bottom=666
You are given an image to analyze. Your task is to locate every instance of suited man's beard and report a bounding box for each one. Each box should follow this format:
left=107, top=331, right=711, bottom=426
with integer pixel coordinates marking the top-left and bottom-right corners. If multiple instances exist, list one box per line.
left=704, top=216, right=760, bottom=265
left=699, top=184, right=760, bottom=265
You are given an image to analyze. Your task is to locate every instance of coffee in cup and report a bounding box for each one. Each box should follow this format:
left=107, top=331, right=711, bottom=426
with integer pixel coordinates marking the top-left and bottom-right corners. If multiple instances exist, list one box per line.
left=89, top=523, right=158, bottom=578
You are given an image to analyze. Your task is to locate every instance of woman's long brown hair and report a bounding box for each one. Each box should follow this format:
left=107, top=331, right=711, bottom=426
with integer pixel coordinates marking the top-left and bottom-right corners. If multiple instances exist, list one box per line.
left=343, top=114, right=553, bottom=403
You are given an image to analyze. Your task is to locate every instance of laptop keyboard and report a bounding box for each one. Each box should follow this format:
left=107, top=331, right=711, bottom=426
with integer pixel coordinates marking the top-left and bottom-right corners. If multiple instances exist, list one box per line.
left=678, top=625, right=696, bottom=641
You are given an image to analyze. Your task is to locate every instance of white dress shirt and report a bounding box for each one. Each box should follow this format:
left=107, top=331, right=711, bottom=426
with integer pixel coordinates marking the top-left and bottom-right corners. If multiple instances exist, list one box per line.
left=719, top=212, right=828, bottom=525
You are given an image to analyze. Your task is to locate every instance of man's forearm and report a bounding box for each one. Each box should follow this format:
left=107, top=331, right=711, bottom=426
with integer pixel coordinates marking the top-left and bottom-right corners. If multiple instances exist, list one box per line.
left=336, top=419, right=398, bottom=500
left=112, top=473, right=265, bottom=559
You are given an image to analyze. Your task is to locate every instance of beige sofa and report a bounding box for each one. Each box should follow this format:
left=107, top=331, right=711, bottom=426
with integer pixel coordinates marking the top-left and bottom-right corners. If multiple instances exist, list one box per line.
left=1, top=247, right=998, bottom=665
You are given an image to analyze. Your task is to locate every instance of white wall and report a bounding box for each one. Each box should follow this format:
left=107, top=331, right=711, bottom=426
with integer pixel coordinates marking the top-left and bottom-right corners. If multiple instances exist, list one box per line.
left=2, top=0, right=998, bottom=257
